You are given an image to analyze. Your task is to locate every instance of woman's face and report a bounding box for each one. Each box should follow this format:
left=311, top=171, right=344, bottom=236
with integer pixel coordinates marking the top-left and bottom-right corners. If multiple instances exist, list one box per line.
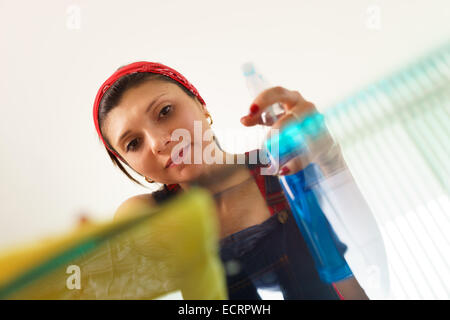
left=102, top=79, right=213, bottom=185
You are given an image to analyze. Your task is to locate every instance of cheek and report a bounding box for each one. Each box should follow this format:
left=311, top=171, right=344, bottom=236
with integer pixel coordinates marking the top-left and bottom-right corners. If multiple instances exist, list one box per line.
left=175, top=112, right=198, bottom=130
left=178, top=114, right=210, bottom=141
left=126, top=152, right=159, bottom=177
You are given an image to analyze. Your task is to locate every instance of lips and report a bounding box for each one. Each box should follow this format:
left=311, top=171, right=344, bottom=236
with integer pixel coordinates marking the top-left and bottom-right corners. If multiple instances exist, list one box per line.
left=165, top=145, right=188, bottom=168
left=165, top=158, right=173, bottom=169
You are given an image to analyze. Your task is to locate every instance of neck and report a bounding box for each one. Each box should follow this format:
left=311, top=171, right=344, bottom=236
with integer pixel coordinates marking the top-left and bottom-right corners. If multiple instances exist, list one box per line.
left=178, top=147, right=270, bottom=239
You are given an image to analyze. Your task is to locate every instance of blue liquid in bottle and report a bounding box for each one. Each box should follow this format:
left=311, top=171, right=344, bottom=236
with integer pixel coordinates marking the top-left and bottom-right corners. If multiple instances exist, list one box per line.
left=267, top=119, right=353, bottom=283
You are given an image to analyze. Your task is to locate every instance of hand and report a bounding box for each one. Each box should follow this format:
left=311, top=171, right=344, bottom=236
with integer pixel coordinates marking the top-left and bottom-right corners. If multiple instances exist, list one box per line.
left=240, top=86, right=339, bottom=176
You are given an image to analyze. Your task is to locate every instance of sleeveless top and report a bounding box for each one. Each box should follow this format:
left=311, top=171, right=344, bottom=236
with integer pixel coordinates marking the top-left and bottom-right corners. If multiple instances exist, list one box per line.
left=152, top=150, right=348, bottom=300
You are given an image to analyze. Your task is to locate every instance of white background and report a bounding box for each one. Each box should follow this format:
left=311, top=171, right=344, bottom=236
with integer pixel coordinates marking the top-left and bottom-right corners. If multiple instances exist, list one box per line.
left=0, top=0, right=449, bottom=250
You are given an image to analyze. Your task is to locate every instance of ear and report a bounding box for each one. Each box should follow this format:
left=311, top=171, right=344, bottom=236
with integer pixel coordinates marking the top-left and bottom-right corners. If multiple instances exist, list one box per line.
left=195, top=99, right=209, bottom=116
left=202, top=106, right=210, bottom=117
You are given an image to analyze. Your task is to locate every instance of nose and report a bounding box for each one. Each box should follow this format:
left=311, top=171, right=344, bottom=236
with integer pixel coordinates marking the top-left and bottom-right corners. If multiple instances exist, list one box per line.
left=148, top=130, right=172, bottom=155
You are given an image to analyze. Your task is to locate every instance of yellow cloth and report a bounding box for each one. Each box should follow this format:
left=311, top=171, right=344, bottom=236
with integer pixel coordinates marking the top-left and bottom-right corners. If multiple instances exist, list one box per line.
left=0, top=188, right=227, bottom=299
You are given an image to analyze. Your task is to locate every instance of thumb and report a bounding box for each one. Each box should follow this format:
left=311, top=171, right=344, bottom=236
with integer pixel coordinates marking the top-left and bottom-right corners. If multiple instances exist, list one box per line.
left=277, top=153, right=311, bottom=176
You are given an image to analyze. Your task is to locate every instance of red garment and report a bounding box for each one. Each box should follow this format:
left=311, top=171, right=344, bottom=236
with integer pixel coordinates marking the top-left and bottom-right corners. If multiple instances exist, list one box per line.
left=245, top=159, right=290, bottom=216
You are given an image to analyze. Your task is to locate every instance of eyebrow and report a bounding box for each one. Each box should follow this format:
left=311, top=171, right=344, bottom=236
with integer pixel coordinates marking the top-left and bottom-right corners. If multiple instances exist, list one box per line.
left=116, top=93, right=167, bottom=148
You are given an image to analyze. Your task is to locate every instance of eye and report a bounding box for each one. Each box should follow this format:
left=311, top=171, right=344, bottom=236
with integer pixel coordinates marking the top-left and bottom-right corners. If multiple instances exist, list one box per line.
left=159, top=105, right=172, bottom=119
left=126, top=138, right=140, bottom=152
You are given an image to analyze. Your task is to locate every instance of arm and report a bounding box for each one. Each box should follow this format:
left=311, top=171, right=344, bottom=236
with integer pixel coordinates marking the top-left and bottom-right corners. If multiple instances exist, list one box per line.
left=113, top=193, right=155, bottom=221
left=334, top=276, right=369, bottom=300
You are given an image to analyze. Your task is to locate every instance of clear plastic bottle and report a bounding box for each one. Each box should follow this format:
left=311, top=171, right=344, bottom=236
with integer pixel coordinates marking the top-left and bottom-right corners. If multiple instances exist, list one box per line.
left=242, top=62, right=390, bottom=298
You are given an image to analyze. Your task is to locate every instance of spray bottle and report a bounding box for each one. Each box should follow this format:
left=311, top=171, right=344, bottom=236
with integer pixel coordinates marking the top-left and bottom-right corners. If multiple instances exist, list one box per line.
left=242, top=62, right=389, bottom=297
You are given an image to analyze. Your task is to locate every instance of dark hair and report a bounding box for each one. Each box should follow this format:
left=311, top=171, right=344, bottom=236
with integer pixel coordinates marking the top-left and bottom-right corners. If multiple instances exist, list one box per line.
left=97, top=70, right=199, bottom=188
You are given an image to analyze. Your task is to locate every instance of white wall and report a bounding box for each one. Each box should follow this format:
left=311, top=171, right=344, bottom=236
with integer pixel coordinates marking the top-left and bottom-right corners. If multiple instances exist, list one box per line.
left=1, top=0, right=449, bottom=245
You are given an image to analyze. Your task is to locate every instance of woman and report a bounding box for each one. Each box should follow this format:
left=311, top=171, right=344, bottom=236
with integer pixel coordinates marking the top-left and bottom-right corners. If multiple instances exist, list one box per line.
left=93, top=61, right=368, bottom=299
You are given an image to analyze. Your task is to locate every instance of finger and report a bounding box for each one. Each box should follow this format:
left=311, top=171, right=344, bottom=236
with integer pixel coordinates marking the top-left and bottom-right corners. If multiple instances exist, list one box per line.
left=240, top=109, right=265, bottom=126
left=241, top=87, right=314, bottom=127
left=77, top=213, right=91, bottom=227
left=240, top=103, right=267, bottom=126
left=278, top=153, right=310, bottom=176
left=241, top=86, right=298, bottom=126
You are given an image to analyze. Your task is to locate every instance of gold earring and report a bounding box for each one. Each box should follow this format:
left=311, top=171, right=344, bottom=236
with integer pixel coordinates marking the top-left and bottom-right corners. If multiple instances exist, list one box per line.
left=145, top=176, right=155, bottom=183
left=206, top=113, right=213, bottom=125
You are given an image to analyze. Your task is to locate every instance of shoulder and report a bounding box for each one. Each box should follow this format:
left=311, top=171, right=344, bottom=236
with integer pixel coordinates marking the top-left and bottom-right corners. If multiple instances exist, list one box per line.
left=113, top=185, right=182, bottom=221
left=113, top=193, right=155, bottom=221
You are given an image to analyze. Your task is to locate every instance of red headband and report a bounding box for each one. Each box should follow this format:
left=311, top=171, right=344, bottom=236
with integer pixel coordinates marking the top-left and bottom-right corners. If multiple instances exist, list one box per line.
left=93, top=61, right=206, bottom=159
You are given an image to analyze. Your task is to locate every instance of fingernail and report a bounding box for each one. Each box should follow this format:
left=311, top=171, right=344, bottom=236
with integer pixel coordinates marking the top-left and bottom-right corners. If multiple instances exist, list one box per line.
left=249, top=103, right=260, bottom=115
left=279, top=166, right=290, bottom=175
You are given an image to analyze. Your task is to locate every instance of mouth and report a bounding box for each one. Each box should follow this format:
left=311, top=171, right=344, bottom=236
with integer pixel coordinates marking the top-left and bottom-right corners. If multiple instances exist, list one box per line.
left=165, top=144, right=189, bottom=169
left=165, top=158, right=173, bottom=169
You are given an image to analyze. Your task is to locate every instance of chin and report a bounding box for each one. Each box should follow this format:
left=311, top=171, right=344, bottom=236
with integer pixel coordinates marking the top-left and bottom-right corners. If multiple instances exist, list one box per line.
left=169, top=162, right=208, bottom=184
